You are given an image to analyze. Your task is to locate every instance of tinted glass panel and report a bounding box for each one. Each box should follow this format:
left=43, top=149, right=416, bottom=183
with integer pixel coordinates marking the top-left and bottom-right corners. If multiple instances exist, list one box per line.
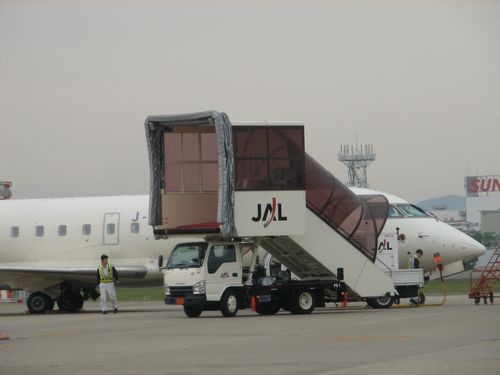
left=305, top=154, right=388, bottom=261
left=82, top=224, right=91, bottom=236
left=58, top=225, right=67, bottom=236
left=207, top=245, right=236, bottom=274
left=182, top=133, right=199, bottom=161
left=106, top=223, right=115, bottom=235
left=233, top=126, right=305, bottom=191
left=35, top=225, right=44, bottom=237
left=10, top=226, right=19, bottom=238
left=201, top=164, right=218, bottom=191
left=165, top=164, right=182, bottom=192
left=388, top=205, right=404, bottom=218
left=201, top=133, right=217, bottom=161
left=396, top=204, right=429, bottom=217
left=183, top=164, right=200, bottom=192
left=164, top=133, right=182, bottom=162
left=131, top=222, right=140, bottom=234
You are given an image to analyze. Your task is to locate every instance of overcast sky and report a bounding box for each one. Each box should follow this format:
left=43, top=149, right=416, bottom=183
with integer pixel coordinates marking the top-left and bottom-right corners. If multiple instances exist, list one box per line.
left=1, top=0, right=499, bottom=203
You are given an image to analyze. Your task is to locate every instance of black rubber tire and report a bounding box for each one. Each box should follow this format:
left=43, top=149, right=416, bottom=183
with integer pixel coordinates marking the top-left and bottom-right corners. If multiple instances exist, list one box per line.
left=290, top=290, right=316, bottom=314
left=220, top=289, right=239, bottom=317
left=417, top=291, right=425, bottom=305
left=47, top=297, right=55, bottom=311
left=366, top=296, right=394, bottom=309
left=255, top=302, right=281, bottom=316
left=27, top=292, right=52, bottom=314
left=183, top=305, right=202, bottom=318
left=57, top=292, right=84, bottom=312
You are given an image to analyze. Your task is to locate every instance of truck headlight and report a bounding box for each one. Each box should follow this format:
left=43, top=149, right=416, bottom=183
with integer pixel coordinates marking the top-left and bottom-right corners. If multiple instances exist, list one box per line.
left=164, top=285, right=170, bottom=295
left=193, top=280, right=206, bottom=294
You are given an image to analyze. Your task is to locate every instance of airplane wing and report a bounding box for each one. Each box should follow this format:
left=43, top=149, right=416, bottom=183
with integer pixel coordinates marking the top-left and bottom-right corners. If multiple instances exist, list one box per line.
left=0, top=264, right=149, bottom=291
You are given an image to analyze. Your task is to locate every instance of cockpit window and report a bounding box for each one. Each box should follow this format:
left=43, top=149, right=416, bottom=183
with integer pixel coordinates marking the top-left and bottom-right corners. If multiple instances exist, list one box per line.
left=395, top=204, right=429, bottom=218
left=388, top=205, right=404, bottom=218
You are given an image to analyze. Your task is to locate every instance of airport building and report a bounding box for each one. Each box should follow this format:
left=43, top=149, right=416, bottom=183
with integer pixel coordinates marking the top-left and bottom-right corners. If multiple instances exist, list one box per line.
left=465, top=175, right=500, bottom=231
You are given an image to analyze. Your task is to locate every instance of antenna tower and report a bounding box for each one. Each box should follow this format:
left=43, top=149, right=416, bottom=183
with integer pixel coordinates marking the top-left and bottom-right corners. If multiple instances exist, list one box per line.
left=337, top=144, right=376, bottom=188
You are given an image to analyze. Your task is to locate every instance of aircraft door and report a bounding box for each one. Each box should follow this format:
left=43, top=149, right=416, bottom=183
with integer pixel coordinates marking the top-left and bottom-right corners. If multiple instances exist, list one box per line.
left=103, top=213, right=120, bottom=245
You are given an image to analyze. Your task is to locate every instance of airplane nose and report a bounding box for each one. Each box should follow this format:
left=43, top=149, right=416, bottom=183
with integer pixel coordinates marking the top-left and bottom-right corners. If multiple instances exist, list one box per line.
left=460, top=234, right=486, bottom=259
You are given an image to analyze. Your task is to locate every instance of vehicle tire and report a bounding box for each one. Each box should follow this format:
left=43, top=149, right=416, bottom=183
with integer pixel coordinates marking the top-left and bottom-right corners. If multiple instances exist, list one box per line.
left=290, top=290, right=316, bottom=314
left=183, top=305, right=202, bottom=318
left=417, top=291, right=425, bottom=305
left=27, top=292, right=52, bottom=314
left=220, top=289, right=239, bottom=317
left=366, top=296, right=394, bottom=309
left=256, top=302, right=280, bottom=316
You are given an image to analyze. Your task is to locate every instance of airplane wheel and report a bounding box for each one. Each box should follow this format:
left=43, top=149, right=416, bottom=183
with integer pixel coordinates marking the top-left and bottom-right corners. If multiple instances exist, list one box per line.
left=366, top=296, right=394, bottom=309
left=57, top=292, right=84, bottom=312
left=27, top=292, right=52, bottom=314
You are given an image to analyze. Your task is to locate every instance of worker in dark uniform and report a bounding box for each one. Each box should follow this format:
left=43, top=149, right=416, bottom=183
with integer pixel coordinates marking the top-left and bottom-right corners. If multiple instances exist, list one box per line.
left=408, top=249, right=423, bottom=269
left=97, top=254, right=119, bottom=314
left=408, top=249, right=423, bottom=304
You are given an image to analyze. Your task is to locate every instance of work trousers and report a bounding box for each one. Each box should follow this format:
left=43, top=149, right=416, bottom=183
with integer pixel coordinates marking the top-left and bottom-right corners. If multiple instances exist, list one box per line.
left=99, top=282, right=118, bottom=312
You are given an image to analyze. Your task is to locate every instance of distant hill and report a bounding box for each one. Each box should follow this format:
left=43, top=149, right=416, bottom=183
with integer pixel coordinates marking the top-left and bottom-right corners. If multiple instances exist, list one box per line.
left=417, top=195, right=465, bottom=211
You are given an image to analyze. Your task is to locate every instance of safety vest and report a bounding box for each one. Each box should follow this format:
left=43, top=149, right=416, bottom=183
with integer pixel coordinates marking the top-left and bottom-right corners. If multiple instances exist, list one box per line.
left=407, top=255, right=419, bottom=269
left=98, top=263, right=114, bottom=283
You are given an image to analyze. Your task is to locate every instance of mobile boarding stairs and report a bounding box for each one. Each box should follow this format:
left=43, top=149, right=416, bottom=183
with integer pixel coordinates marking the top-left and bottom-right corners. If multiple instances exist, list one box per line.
left=145, top=111, right=422, bottom=303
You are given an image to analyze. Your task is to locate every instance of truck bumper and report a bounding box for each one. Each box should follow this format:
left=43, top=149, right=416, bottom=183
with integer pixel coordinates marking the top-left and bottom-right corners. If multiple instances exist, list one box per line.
left=165, top=294, right=207, bottom=308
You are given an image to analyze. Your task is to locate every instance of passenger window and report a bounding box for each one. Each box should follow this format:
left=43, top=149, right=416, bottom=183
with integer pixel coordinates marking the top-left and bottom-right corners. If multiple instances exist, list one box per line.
left=82, top=224, right=91, bottom=236
left=35, top=225, right=44, bottom=237
left=58, top=225, right=67, bottom=236
left=130, top=222, right=140, bottom=234
left=207, top=245, right=236, bottom=274
left=10, top=226, right=19, bottom=238
left=106, top=223, right=115, bottom=235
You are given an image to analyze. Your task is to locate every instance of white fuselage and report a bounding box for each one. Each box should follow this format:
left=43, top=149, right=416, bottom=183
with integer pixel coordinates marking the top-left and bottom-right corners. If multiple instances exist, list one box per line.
left=350, top=188, right=485, bottom=272
left=0, top=191, right=485, bottom=292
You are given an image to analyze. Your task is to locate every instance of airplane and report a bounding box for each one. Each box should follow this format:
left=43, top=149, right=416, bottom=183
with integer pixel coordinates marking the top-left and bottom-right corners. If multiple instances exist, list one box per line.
left=0, top=190, right=485, bottom=314
left=350, top=187, right=486, bottom=276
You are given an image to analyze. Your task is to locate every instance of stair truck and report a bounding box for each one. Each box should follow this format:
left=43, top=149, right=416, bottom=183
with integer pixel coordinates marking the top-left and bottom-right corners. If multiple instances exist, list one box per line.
left=145, top=111, right=423, bottom=317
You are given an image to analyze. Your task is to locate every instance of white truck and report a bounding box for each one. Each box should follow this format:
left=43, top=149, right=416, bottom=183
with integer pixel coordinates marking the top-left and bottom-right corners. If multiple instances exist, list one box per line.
left=163, top=241, right=346, bottom=317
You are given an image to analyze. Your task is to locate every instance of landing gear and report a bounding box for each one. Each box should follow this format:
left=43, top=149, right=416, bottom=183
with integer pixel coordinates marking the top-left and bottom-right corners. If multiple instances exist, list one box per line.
left=27, top=292, right=54, bottom=314
left=57, top=282, right=84, bottom=312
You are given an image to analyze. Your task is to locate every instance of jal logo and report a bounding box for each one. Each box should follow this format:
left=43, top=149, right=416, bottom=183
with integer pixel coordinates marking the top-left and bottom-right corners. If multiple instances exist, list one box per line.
left=377, top=239, right=393, bottom=253
left=251, top=197, right=288, bottom=228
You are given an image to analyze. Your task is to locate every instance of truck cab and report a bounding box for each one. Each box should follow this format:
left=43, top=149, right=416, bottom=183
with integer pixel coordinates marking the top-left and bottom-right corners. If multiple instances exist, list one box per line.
left=164, top=241, right=247, bottom=317
left=164, top=240, right=346, bottom=318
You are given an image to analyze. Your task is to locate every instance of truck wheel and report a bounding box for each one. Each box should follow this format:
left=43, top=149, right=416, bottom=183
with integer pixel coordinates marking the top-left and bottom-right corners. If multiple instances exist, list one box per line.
left=290, top=291, right=316, bottom=314
left=417, top=291, right=425, bottom=305
left=366, top=296, right=394, bottom=309
left=256, top=302, right=280, bottom=316
left=220, top=290, right=239, bottom=317
left=183, top=305, right=202, bottom=318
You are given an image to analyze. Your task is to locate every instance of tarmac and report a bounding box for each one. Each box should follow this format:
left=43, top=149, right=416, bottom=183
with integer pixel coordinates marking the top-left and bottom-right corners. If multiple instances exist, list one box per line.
left=0, top=294, right=499, bottom=375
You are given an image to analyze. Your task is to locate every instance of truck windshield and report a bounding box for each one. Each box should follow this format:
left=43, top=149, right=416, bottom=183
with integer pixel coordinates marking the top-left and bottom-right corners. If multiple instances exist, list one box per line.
left=167, top=243, right=208, bottom=269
